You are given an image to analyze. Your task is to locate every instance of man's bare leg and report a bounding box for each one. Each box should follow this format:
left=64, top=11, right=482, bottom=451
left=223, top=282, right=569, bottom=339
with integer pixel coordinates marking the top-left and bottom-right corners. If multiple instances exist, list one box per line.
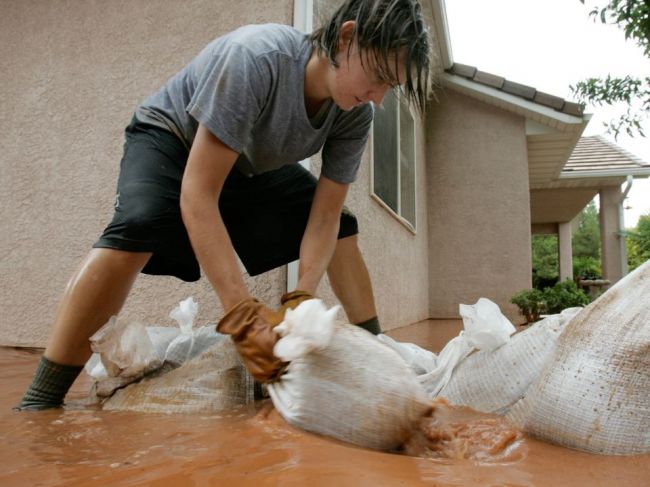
left=46, top=248, right=152, bottom=365
left=327, top=235, right=380, bottom=333
left=17, top=248, right=151, bottom=409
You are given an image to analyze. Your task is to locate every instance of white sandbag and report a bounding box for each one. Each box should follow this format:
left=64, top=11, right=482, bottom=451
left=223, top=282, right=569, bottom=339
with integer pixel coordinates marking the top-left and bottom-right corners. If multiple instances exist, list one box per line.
left=268, top=300, right=430, bottom=451
left=377, top=298, right=517, bottom=397
left=376, top=334, right=439, bottom=375
left=508, top=261, right=650, bottom=455
left=103, top=336, right=254, bottom=413
left=439, top=308, right=580, bottom=414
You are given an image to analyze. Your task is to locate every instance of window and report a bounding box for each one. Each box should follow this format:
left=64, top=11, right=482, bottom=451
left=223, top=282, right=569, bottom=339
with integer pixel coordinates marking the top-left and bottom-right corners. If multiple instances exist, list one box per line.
left=371, top=90, right=417, bottom=231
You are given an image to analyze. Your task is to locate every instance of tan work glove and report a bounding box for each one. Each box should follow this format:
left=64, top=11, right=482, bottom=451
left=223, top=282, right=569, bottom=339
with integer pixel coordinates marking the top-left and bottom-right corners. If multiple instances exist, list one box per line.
left=217, top=298, right=287, bottom=383
left=280, top=290, right=314, bottom=314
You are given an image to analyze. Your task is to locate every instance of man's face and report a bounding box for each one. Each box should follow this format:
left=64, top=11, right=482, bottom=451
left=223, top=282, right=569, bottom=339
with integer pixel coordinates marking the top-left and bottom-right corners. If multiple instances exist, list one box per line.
left=329, top=44, right=407, bottom=111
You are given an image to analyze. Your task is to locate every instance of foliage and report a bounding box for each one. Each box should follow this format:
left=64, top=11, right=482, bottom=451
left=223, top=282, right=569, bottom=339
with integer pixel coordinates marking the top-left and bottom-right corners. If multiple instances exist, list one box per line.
left=582, top=0, right=650, bottom=56
left=531, top=235, right=559, bottom=288
left=626, top=213, right=650, bottom=270
left=511, top=280, right=591, bottom=323
left=572, top=201, right=601, bottom=259
left=531, top=202, right=602, bottom=288
left=511, top=289, right=546, bottom=323
left=572, top=1, right=650, bottom=138
left=573, top=255, right=602, bottom=279
left=542, top=279, right=591, bottom=314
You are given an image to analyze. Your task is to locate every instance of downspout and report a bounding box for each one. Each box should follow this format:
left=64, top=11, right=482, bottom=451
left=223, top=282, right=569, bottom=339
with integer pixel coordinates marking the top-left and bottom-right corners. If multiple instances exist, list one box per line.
left=617, top=175, right=634, bottom=275
left=288, top=0, right=314, bottom=292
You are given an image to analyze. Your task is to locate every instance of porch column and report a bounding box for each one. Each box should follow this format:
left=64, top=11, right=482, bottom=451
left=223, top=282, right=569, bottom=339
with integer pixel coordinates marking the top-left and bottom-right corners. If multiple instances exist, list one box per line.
left=599, top=186, right=626, bottom=284
left=558, top=221, right=573, bottom=281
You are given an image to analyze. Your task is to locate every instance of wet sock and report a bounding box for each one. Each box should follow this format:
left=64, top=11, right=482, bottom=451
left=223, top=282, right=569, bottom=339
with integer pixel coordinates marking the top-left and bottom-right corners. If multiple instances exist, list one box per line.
left=15, top=356, right=83, bottom=411
left=355, top=316, right=382, bottom=335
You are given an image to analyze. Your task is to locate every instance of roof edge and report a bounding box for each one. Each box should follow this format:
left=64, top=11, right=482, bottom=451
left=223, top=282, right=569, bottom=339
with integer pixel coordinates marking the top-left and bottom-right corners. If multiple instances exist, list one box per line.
left=560, top=167, right=650, bottom=179
left=443, top=72, right=591, bottom=128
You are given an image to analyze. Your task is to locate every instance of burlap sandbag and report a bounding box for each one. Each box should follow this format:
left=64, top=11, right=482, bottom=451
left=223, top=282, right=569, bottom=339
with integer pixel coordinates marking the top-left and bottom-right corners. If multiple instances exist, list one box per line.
left=508, top=260, right=650, bottom=455
left=103, top=337, right=254, bottom=413
left=268, top=304, right=431, bottom=451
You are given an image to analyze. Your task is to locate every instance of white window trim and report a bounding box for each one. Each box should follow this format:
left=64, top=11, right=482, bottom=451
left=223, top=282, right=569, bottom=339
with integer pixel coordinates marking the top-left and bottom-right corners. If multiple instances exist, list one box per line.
left=369, top=94, right=418, bottom=235
left=288, top=0, right=314, bottom=292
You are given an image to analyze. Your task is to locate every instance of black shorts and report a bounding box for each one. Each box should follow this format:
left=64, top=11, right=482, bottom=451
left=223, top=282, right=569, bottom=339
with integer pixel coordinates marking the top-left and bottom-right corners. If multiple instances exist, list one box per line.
left=94, top=118, right=359, bottom=281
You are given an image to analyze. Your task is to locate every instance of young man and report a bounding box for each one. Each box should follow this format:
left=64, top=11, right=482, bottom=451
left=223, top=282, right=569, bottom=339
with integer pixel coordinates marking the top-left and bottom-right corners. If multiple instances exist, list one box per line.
left=18, top=0, right=431, bottom=409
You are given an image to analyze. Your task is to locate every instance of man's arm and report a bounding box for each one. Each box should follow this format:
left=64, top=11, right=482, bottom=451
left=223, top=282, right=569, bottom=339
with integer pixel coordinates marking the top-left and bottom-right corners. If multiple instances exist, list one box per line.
left=296, top=175, right=349, bottom=294
left=180, top=124, right=250, bottom=310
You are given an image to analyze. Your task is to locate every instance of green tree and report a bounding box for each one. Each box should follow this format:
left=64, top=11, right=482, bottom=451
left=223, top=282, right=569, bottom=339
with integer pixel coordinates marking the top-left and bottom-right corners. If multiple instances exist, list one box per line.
left=572, top=200, right=601, bottom=258
left=532, top=234, right=559, bottom=288
left=572, top=201, right=603, bottom=279
left=626, top=213, right=650, bottom=270
left=572, top=1, right=650, bottom=138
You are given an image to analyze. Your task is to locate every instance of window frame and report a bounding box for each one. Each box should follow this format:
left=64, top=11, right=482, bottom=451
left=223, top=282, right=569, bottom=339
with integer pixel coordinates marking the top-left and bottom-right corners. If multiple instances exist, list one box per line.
left=369, top=91, right=418, bottom=234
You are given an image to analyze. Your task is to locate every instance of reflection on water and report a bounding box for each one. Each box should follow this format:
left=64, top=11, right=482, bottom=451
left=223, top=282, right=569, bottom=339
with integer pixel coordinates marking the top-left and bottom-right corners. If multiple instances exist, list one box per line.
left=2, top=347, right=648, bottom=486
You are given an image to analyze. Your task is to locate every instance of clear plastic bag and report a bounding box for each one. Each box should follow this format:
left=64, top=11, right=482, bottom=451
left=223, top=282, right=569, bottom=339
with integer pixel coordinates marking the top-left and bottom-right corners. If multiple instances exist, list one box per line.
left=86, top=297, right=224, bottom=401
left=88, top=317, right=161, bottom=379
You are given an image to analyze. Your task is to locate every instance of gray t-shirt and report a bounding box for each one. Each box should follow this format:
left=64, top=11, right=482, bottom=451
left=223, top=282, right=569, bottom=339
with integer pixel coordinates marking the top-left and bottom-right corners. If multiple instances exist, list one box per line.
left=135, top=24, right=374, bottom=184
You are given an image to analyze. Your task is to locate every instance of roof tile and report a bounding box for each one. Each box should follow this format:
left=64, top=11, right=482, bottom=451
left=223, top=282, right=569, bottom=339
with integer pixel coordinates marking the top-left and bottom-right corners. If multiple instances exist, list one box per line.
left=449, top=63, right=477, bottom=78
left=533, top=91, right=565, bottom=111
left=473, top=70, right=505, bottom=89
left=564, top=135, right=649, bottom=173
left=502, top=80, right=536, bottom=100
left=562, top=101, right=584, bottom=117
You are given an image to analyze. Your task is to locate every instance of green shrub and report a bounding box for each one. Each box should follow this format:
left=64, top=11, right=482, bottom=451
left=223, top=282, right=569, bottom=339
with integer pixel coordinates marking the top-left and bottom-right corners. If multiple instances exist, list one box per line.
left=542, top=279, right=591, bottom=314
left=573, top=256, right=602, bottom=280
left=511, top=289, right=546, bottom=323
left=511, top=280, right=591, bottom=323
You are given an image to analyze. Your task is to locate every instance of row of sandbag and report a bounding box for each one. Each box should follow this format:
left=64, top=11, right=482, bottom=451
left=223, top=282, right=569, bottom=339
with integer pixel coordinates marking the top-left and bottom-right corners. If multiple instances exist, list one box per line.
left=398, top=260, right=648, bottom=455
left=85, top=260, right=649, bottom=455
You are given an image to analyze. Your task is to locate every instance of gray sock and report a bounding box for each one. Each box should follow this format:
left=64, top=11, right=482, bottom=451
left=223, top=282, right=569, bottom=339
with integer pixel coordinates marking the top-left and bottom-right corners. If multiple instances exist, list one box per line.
left=15, top=356, right=83, bottom=411
left=355, top=316, right=382, bottom=335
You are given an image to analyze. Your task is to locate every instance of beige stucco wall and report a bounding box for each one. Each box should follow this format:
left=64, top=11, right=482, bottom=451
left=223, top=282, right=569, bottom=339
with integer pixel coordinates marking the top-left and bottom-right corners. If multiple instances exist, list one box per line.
left=315, top=115, right=432, bottom=331
left=1, top=0, right=432, bottom=346
left=0, top=0, right=293, bottom=347
left=425, top=90, right=532, bottom=323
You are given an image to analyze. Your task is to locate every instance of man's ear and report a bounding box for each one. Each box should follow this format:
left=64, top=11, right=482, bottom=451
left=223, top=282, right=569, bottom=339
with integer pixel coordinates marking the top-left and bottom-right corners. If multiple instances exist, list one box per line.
left=338, top=20, right=356, bottom=51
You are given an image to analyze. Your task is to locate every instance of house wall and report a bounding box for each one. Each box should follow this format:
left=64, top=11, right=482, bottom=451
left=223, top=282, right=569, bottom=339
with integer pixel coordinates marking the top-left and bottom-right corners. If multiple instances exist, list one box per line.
left=425, top=90, right=532, bottom=323
left=308, top=2, right=432, bottom=331
left=307, top=115, right=431, bottom=331
left=0, top=0, right=293, bottom=347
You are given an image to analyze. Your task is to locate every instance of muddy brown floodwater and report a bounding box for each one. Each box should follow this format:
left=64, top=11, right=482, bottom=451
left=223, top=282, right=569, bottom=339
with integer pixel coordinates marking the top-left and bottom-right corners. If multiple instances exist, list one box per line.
left=2, top=347, right=648, bottom=486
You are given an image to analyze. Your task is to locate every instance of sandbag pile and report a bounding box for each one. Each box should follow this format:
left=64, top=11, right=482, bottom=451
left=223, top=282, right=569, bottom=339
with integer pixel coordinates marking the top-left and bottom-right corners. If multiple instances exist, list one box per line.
left=102, top=337, right=254, bottom=413
left=507, top=260, right=650, bottom=455
left=86, top=297, right=254, bottom=412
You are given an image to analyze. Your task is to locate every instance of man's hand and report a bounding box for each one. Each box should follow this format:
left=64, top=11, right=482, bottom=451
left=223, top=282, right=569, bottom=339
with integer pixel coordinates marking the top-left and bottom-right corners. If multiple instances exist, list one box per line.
left=217, top=298, right=287, bottom=383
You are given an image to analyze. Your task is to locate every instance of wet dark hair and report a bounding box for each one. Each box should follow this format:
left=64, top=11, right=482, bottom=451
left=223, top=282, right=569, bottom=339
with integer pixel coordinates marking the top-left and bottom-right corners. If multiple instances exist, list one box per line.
left=310, top=0, right=431, bottom=113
